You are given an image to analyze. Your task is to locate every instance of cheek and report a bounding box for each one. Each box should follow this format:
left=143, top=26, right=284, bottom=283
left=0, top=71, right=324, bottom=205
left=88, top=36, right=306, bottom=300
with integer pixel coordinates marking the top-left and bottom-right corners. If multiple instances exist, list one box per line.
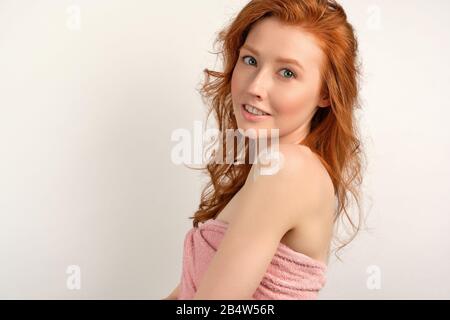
left=273, top=86, right=317, bottom=116
left=274, top=95, right=307, bottom=116
left=231, top=68, right=248, bottom=114
left=231, top=69, right=241, bottom=101
left=231, top=66, right=244, bottom=91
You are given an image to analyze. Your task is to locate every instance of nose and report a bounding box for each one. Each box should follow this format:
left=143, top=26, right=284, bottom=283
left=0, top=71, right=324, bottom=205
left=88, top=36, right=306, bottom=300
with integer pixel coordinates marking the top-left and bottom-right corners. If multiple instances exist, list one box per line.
left=245, top=69, right=269, bottom=101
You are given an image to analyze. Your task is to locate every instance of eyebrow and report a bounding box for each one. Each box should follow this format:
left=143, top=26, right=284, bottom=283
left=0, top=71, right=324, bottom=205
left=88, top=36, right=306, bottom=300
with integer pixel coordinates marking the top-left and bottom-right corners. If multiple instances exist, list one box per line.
left=240, top=44, right=305, bottom=71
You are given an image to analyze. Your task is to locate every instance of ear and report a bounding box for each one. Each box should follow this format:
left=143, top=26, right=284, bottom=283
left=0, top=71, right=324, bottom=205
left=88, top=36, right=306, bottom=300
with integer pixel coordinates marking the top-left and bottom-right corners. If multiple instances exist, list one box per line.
left=318, top=90, right=331, bottom=108
left=318, top=96, right=330, bottom=108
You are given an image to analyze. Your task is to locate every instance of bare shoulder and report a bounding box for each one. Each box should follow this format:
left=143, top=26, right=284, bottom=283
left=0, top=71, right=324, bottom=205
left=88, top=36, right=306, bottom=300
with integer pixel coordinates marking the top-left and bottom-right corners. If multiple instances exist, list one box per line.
left=284, top=144, right=335, bottom=217
left=249, top=143, right=335, bottom=212
left=260, top=144, right=335, bottom=262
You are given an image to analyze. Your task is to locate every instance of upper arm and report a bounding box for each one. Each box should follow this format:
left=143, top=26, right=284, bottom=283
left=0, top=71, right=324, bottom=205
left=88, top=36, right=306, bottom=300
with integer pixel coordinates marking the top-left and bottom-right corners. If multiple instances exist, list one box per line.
left=193, top=144, right=323, bottom=300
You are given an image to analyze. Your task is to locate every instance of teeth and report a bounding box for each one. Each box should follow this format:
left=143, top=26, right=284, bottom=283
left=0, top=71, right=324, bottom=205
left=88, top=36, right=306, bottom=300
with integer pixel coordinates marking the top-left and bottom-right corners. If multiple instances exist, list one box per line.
left=244, top=104, right=269, bottom=116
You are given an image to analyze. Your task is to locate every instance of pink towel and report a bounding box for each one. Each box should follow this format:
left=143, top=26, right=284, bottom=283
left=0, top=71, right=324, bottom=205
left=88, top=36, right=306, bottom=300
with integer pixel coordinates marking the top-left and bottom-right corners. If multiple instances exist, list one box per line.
left=177, top=218, right=327, bottom=300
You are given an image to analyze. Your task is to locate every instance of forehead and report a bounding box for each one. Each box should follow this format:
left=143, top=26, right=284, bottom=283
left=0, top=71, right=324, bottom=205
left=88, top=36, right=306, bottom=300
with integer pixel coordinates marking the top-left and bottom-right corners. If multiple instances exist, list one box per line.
left=243, top=17, right=325, bottom=73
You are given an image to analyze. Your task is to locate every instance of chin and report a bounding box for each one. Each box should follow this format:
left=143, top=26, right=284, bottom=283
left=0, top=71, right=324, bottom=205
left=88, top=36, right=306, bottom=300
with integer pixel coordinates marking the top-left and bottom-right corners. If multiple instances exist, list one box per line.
left=236, top=124, right=278, bottom=141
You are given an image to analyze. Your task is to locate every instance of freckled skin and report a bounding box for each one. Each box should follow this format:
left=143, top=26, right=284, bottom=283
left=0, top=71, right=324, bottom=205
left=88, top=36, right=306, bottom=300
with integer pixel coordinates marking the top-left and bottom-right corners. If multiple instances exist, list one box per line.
left=231, top=16, right=331, bottom=144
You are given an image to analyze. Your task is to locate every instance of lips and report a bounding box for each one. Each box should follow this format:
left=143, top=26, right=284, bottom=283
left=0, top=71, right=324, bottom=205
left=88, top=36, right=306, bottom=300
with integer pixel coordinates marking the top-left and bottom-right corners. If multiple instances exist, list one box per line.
left=242, top=104, right=271, bottom=116
left=240, top=104, right=272, bottom=122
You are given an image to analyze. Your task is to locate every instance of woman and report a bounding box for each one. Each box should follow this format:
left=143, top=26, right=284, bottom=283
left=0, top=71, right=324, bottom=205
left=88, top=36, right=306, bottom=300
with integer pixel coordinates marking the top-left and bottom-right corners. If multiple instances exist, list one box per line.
left=166, top=0, right=364, bottom=300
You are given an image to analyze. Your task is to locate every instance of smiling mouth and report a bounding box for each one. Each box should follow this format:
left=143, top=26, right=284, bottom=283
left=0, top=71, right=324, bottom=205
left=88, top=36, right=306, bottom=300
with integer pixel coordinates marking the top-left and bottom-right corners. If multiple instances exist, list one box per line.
left=240, top=104, right=272, bottom=122
left=241, top=104, right=271, bottom=116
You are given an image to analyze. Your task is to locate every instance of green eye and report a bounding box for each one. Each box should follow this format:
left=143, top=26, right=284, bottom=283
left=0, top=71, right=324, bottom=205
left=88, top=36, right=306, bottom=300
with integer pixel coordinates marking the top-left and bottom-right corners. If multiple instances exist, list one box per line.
left=281, top=69, right=295, bottom=79
left=241, top=56, right=297, bottom=79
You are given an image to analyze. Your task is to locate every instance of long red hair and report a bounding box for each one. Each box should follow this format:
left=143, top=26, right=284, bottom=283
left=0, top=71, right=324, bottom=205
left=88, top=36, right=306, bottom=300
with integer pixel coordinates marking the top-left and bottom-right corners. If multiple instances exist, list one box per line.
left=188, top=0, right=366, bottom=258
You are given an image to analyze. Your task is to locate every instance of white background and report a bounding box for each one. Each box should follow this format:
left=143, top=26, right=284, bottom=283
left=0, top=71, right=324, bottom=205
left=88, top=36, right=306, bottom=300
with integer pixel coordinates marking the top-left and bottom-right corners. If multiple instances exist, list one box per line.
left=0, top=0, right=449, bottom=299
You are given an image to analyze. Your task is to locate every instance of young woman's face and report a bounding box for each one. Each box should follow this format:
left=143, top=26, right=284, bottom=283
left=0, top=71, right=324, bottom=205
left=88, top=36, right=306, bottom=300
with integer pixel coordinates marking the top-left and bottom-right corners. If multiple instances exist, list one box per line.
left=231, top=17, right=330, bottom=144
